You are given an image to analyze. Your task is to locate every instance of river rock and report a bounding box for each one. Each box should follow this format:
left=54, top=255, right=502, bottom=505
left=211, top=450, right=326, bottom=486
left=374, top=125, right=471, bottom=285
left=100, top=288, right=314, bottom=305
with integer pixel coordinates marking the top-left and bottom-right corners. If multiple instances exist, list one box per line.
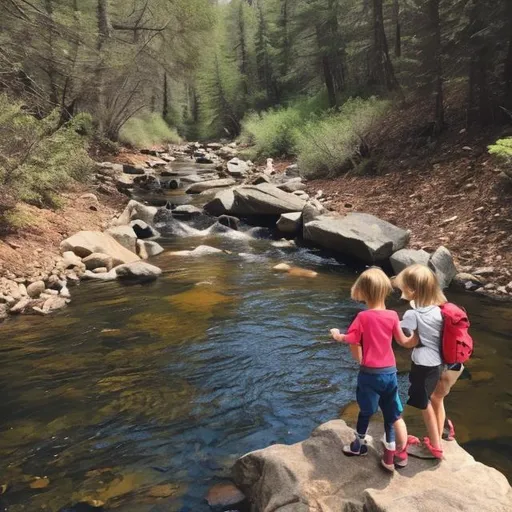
left=453, top=273, right=484, bottom=291
left=187, top=178, right=236, bottom=194
left=115, top=262, right=162, bottom=282
left=0, top=304, right=8, bottom=322
left=106, top=225, right=137, bottom=253
left=218, top=215, right=240, bottom=230
left=172, top=204, right=203, bottom=217
left=123, top=164, right=145, bottom=175
left=115, top=174, right=135, bottom=192
left=62, top=251, right=83, bottom=269
left=284, top=164, right=300, bottom=178
left=137, top=240, right=164, bottom=259
left=304, top=213, right=410, bottom=264
left=227, top=158, right=249, bottom=178
left=233, top=420, right=512, bottom=512
left=115, top=200, right=158, bottom=226
left=83, top=269, right=118, bottom=281
left=251, top=174, right=272, bottom=185
left=60, top=231, right=140, bottom=265
left=9, top=297, right=32, bottom=314
left=169, top=245, right=224, bottom=257
left=390, top=248, right=431, bottom=274
left=277, top=212, right=302, bottom=234
left=130, top=220, right=160, bottom=240
left=26, top=281, right=45, bottom=298
left=41, top=296, right=68, bottom=313
left=278, top=180, right=307, bottom=193
left=206, top=483, right=246, bottom=509
left=82, top=252, right=114, bottom=271
left=204, top=189, right=236, bottom=216
left=232, top=184, right=307, bottom=216
left=428, top=246, right=457, bottom=289
left=218, top=146, right=238, bottom=159
left=302, top=201, right=325, bottom=225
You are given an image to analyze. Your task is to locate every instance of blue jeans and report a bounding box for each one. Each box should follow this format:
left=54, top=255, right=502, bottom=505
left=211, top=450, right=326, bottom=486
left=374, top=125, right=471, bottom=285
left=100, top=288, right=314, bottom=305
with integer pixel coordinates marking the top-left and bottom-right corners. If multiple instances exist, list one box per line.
left=356, top=370, right=403, bottom=443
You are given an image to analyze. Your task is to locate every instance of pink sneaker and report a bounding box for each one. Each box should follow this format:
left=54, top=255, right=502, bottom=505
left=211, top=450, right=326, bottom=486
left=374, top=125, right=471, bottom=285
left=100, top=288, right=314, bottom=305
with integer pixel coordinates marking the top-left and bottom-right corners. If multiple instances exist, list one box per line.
left=381, top=441, right=396, bottom=472
left=394, top=447, right=408, bottom=468
left=443, top=419, right=456, bottom=441
left=423, top=437, right=444, bottom=459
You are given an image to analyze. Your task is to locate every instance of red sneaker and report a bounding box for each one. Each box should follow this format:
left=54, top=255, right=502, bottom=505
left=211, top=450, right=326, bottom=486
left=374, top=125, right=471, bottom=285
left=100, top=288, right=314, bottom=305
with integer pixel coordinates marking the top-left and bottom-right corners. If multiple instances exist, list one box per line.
left=394, top=447, right=408, bottom=468
left=423, top=437, right=443, bottom=459
left=442, top=419, right=456, bottom=441
left=381, top=441, right=396, bottom=472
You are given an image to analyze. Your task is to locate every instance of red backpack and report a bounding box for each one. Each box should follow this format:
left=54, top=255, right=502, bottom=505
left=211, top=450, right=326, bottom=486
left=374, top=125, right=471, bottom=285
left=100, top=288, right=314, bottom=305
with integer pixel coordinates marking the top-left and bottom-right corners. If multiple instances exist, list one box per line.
left=439, top=303, right=474, bottom=364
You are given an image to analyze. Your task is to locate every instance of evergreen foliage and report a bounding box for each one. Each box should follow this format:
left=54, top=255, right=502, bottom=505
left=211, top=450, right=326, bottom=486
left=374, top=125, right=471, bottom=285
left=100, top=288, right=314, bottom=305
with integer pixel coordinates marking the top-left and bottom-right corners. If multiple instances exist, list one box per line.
left=120, top=113, right=181, bottom=148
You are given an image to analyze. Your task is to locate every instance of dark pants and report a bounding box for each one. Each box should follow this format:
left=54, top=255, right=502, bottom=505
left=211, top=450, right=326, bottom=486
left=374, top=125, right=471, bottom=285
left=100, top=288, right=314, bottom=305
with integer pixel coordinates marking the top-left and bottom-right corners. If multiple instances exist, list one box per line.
left=356, top=370, right=403, bottom=443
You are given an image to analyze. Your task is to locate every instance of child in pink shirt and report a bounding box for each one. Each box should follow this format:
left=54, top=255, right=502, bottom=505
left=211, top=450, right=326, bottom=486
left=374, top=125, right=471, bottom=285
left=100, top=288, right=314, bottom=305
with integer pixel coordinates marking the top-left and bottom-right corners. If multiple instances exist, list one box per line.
left=330, top=267, right=414, bottom=471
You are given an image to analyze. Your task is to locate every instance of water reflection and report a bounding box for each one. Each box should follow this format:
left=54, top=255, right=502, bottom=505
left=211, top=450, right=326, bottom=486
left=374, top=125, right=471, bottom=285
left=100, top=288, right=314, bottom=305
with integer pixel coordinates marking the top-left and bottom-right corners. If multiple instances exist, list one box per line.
left=0, top=227, right=511, bottom=511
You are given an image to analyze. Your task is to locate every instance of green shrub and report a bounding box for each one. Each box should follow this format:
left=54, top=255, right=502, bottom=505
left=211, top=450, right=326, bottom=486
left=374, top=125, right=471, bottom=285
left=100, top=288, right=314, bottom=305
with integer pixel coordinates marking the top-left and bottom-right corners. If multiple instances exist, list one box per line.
left=0, top=94, right=95, bottom=217
left=119, top=112, right=181, bottom=148
left=240, top=94, right=329, bottom=158
left=296, top=97, right=389, bottom=179
left=489, top=137, right=512, bottom=179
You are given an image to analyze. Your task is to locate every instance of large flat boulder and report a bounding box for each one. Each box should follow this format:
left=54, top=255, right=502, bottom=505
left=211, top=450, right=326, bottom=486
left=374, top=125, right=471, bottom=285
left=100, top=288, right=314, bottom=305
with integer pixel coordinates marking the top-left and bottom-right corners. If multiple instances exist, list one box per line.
left=204, top=189, right=236, bottom=216
left=186, top=178, right=236, bottom=194
left=115, top=261, right=162, bottom=282
left=303, top=213, right=410, bottom=264
left=106, top=225, right=137, bottom=253
left=60, top=231, right=140, bottom=266
left=232, top=184, right=307, bottom=216
left=233, top=420, right=512, bottom=512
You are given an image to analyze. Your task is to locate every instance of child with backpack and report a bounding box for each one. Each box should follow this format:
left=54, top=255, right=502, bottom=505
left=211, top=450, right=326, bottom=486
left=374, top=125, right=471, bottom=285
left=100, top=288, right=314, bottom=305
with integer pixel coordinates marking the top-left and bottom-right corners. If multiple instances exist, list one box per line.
left=393, top=264, right=473, bottom=459
left=330, top=267, right=415, bottom=471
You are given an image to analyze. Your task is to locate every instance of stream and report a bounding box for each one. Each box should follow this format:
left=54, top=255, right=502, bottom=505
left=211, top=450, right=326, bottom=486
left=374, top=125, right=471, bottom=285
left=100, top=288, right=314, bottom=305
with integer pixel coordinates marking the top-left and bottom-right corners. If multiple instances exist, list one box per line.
left=0, top=160, right=511, bottom=511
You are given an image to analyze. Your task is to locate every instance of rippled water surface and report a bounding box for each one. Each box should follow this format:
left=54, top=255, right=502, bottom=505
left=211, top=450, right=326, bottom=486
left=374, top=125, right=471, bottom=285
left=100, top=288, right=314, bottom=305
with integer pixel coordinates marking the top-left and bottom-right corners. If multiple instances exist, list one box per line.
left=1, top=166, right=511, bottom=511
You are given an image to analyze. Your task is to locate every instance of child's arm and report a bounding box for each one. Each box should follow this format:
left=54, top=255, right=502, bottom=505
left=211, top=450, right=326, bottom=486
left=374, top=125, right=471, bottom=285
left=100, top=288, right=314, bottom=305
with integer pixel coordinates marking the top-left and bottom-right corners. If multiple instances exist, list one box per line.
left=350, top=344, right=363, bottom=363
left=330, top=328, right=345, bottom=342
left=394, top=311, right=418, bottom=348
left=395, top=327, right=418, bottom=348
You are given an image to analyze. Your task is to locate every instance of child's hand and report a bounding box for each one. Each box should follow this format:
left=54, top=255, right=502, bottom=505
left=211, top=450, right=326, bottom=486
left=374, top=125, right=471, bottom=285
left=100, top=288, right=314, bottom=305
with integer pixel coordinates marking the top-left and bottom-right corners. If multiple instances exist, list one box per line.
left=330, top=328, right=345, bottom=342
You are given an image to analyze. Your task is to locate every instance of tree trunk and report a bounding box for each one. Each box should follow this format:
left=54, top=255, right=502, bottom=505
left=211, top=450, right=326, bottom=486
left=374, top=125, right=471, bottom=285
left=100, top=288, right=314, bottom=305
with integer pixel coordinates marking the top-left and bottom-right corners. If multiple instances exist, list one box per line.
left=392, top=0, right=401, bottom=58
left=238, top=2, right=248, bottom=97
left=504, top=6, right=512, bottom=111
left=44, top=0, right=59, bottom=105
left=428, top=0, right=444, bottom=133
left=163, top=73, right=169, bottom=120
left=96, top=0, right=112, bottom=134
left=370, top=0, right=399, bottom=91
left=322, top=55, right=337, bottom=108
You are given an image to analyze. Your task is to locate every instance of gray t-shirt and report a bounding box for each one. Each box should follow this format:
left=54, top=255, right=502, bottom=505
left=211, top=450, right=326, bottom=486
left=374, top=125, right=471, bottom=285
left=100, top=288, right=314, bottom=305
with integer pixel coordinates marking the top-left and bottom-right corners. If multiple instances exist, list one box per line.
left=401, top=305, right=443, bottom=367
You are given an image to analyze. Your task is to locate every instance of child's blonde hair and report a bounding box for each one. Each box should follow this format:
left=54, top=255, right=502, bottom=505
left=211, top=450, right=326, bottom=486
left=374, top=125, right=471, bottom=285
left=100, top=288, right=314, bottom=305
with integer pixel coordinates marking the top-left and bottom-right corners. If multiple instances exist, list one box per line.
left=351, top=267, right=392, bottom=304
left=393, top=264, right=447, bottom=307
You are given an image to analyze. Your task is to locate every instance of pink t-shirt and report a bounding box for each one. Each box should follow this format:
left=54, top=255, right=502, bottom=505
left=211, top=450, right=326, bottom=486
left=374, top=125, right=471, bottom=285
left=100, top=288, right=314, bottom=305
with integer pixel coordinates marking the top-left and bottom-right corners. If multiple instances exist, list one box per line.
left=344, top=309, right=401, bottom=368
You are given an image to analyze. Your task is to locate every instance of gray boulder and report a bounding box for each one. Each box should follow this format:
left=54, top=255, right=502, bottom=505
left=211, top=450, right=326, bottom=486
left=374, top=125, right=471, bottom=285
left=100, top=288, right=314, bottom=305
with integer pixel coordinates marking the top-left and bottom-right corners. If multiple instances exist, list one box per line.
left=172, top=204, right=203, bottom=217
left=115, top=262, right=162, bottom=282
left=82, top=252, right=114, bottom=271
left=428, top=246, right=457, bottom=289
left=186, top=178, right=236, bottom=194
left=233, top=420, right=512, bottom=512
left=82, top=269, right=118, bottom=281
left=114, top=174, right=135, bottom=192
left=227, top=158, right=249, bottom=178
left=114, top=200, right=158, bottom=226
left=277, top=212, right=302, bottom=234
left=278, top=180, right=307, bottom=193
left=123, top=164, right=145, bottom=175
left=390, top=248, right=431, bottom=275
left=303, top=213, right=410, bottom=264
left=204, top=189, right=236, bottom=216
left=62, top=251, right=83, bottom=269
left=218, top=215, right=240, bottom=230
left=27, top=281, right=45, bottom=298
left=136, top=240, right=164, bottom=259
left=60, top=231, right=140, bottom=265
left=232, top=184, right=307, bottom=216
left=302, top=202, right=324, bottom=225
left=106, top=225, right=137, bottom=253
left=130, top=220, right=160, bottom=240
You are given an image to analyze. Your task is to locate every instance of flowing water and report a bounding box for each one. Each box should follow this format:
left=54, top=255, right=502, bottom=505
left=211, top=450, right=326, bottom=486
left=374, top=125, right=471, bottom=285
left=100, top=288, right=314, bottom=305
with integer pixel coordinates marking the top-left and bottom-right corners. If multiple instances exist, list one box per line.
left=1, top=162, right=511, bottom=511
